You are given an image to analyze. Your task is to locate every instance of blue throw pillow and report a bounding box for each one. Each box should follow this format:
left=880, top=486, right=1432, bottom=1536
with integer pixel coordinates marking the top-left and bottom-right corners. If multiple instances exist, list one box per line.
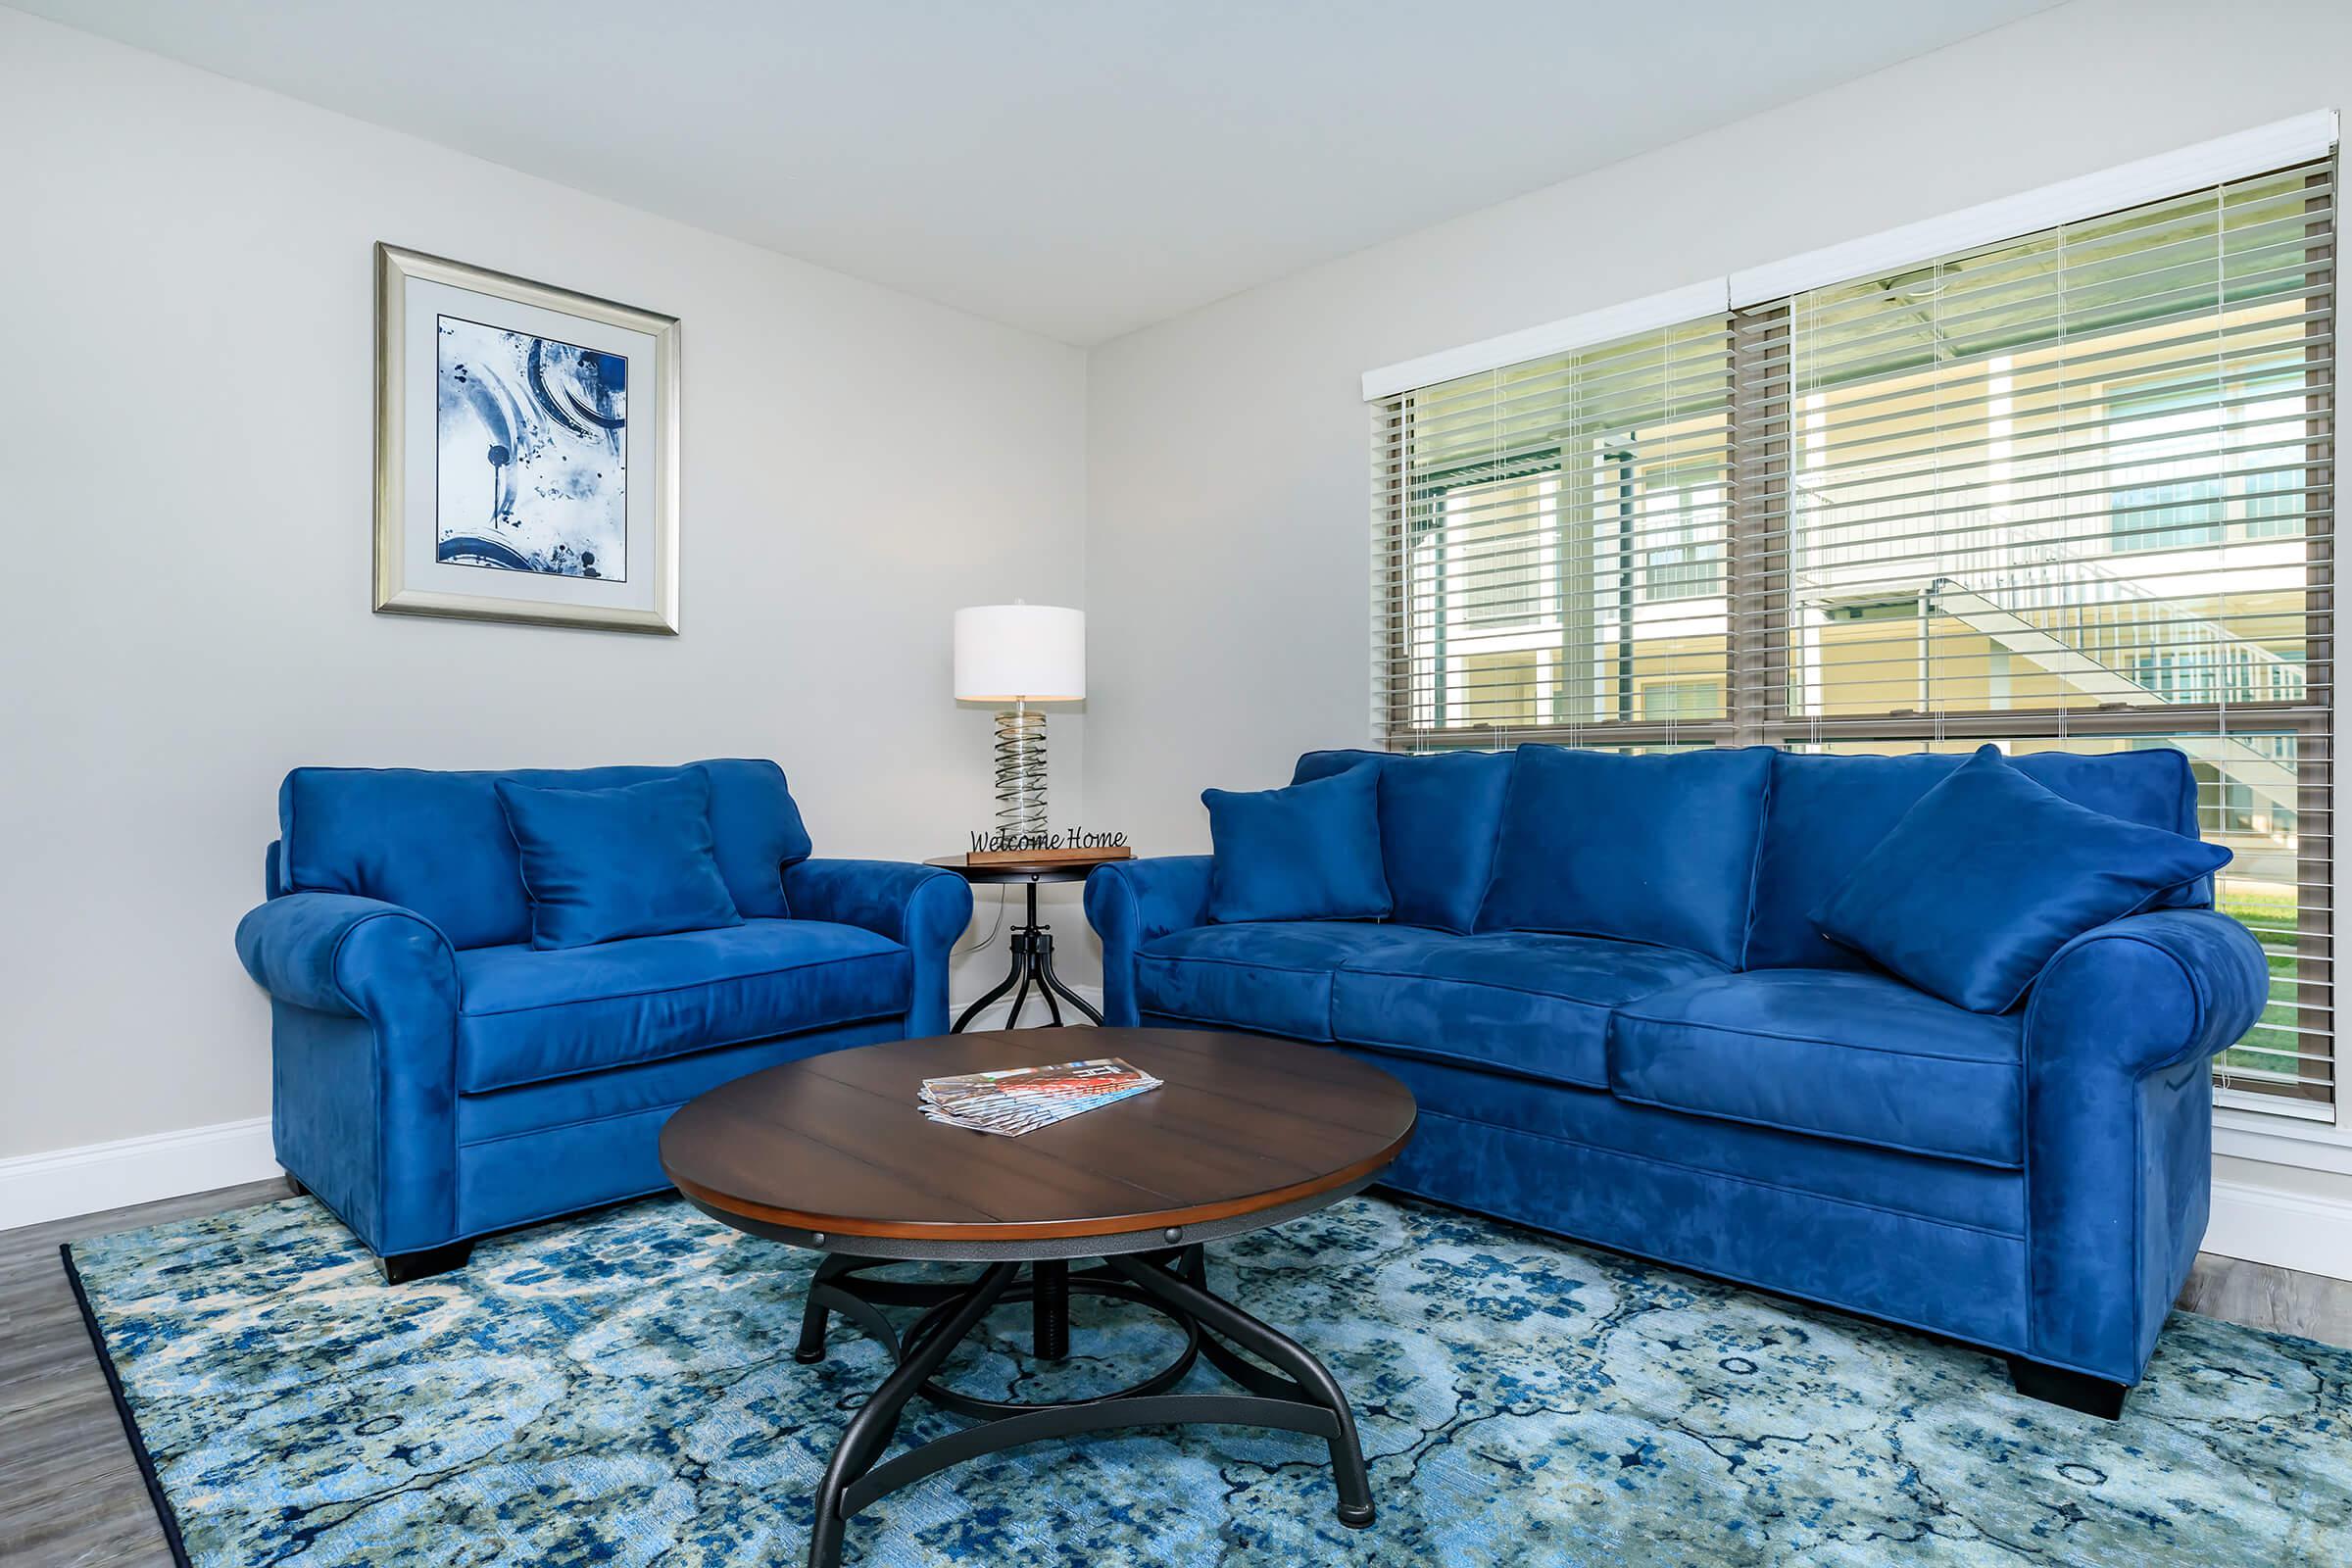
left=1291, top=750, right=1513, bottom=933
left=1202, top=767, right=1391, bottom=924
left=495, top=770, right=746, bottom=951
left=1475, top=744, right=1776, bottom=966
left=1812, top=745, right=2231, bottom=1012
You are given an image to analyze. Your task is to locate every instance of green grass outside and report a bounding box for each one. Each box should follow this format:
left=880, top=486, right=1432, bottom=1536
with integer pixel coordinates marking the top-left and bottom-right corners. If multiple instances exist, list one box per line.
left=2214, top=892, right=2305, bottom=1083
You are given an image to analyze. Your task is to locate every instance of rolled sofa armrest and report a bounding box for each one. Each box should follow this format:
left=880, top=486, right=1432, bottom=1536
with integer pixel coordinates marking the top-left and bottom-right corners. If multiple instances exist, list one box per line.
left=233, top=892, right=463, bottom=1258
left=235, top=892, right=460, bottom=1020
left=2018, top=906, right=2271, bottom=1384
left=1085, top=856, right=1214, bottom=1027
left=784, top=858, right=974, bottom=1036
left=2026, top=906, right=2272, bottom=1078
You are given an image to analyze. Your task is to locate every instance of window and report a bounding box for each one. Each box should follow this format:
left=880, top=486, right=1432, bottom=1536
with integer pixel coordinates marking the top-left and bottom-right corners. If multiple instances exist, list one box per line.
left=2109, top=382, right=2228, bottom=552
left=1639, top=475, right=1727, bottom=602
left=1639, top=680, right=1723, bottom=720
left=1375, top=319, right=1733, bottom=742
left=1372, top=153, right=2335, bottom=1114
left=2109, top=370, right=2312, bottom=552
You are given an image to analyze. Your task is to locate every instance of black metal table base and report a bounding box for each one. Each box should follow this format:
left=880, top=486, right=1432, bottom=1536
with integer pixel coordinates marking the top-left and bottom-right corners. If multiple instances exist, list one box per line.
left=796, top=1247, right=1374, bottom=1567
left=953, top=880, right=1103, bottom=1030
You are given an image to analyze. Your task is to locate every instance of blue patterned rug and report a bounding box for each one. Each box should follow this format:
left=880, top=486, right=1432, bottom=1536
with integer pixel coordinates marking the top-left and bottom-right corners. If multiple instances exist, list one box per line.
left=67, top=1192, right=2351, bottom=1566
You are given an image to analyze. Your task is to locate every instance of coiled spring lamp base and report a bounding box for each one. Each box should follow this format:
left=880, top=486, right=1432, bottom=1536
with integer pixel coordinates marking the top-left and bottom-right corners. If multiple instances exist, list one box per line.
left=993, top=702, right=1049, bottom=843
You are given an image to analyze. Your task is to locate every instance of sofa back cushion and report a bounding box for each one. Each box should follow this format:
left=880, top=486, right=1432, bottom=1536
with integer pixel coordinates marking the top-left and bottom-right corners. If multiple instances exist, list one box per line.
left=1747, top=747, right=2204, bottom=972
left=1293, top=749, right=1512, bottom=933
left=1474, top=745, right=1775, bottom=966
left=278, top=759, right=811, bottom=949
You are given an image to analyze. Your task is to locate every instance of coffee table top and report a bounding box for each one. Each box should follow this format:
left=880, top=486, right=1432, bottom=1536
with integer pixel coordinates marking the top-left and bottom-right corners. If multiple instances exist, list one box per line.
left=661, top=1028, right=1416, bottom=1259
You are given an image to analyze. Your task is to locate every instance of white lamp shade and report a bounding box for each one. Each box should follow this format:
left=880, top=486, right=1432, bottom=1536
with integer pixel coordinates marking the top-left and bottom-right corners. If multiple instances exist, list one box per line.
left=954, top=604, right=1085, bottom=702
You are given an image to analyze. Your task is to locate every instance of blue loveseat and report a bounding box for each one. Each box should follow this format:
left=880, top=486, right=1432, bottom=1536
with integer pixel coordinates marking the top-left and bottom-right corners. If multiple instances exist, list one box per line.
left=234, top=760, right=971, bottom=1279
left=1087, top=745, right=2271, bottom=1414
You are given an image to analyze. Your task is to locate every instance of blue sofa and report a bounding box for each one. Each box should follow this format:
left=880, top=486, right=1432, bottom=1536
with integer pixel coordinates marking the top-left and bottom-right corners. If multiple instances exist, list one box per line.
left=234, top=760, right=971, bottom=1279
left=1087, top=745, right=2271, bottom=1415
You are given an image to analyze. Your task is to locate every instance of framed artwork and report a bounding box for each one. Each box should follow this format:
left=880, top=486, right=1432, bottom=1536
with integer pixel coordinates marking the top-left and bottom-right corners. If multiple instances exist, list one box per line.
left=373, top=243, right=680, bottom=633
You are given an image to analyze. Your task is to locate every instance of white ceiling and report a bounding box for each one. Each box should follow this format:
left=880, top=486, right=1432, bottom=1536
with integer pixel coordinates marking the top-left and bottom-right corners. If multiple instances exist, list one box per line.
left=14, top=0, right=2060, bottom=344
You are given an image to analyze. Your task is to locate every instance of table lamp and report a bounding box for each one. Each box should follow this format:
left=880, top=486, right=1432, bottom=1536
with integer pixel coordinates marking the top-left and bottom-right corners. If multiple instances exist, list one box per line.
left=954, top=602, right=1084, bottom=843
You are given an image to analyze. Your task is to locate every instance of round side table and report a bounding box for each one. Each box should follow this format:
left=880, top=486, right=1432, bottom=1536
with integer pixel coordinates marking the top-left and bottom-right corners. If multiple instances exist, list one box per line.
left=925, top=855, right=1114, bottom=1030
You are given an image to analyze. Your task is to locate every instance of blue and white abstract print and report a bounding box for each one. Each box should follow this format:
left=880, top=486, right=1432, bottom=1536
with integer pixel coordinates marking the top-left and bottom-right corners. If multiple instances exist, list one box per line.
left=434, top=317, right=627, bottom=579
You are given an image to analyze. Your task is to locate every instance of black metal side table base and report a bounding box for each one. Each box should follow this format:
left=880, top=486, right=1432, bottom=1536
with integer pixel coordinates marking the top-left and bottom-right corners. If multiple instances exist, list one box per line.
left=796, top=1248, right=1375, bottom=1567
left=952, top=878, right=1104, bottom=1031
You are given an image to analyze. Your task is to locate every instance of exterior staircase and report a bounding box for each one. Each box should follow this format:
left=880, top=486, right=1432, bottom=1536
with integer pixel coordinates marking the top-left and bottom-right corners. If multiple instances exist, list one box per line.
left=1926, top=553, right=2303, bottom=821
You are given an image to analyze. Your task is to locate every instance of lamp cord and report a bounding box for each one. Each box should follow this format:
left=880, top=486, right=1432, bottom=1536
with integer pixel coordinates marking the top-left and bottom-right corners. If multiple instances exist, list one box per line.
left=960, top=886, right=1009, bottom=956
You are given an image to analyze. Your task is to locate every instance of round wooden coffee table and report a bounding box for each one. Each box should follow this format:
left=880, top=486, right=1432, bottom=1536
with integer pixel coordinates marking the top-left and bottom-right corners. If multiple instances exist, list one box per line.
left=661, top=1027, right=1417, bottom=1568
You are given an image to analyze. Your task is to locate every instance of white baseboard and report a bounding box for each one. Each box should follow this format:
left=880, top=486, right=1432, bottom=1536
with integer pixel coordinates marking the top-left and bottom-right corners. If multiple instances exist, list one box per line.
left=0, top=997, right=1110, bottom=1236
left=2204, top=1176, right=2352, bottom=1282
left=0, top=1115, right=279, bottom=1234
left=951, top=983, right=1107, bottom=1034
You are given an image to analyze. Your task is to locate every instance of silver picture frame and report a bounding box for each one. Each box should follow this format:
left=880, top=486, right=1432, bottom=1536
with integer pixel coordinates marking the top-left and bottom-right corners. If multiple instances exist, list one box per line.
left=373, top=242, right=681, bottom=634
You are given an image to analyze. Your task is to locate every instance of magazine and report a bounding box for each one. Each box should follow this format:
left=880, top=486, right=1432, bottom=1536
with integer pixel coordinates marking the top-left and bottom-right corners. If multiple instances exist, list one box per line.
left=919, top=1057, right=1162, bottom=1137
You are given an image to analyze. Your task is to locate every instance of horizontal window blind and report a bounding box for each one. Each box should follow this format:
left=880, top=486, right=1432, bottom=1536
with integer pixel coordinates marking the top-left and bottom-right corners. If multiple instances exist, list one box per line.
left=1371, top=318, right=1736, bottom=745
left=1370, top=153, right=2335, bottom=1115
left=1751, top=160, right=2334, bottom=1113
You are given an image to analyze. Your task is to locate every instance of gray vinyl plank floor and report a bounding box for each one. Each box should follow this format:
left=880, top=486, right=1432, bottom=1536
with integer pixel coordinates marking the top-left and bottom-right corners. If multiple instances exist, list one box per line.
left=0, top=1178, right=294, bottom=1568
left=1, top=1178, right=2346, bottom=1567
left=2174, top=1249, right=2352, bottom=1349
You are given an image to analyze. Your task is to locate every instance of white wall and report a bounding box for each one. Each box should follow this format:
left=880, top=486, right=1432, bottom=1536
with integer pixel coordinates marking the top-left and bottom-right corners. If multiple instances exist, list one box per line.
left=0, top=10, right=1089, bottom=1162
left=1085, top=0, right=2352, bottom=847
left=1082, top=0, right=2352, bottom=1274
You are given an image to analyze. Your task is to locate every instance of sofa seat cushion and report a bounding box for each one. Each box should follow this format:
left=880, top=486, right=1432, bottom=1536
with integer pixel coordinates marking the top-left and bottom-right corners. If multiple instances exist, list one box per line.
left=1134, top=922, right=1435, bottom=1041
left=457, top=919, right=910, bottom=1093
left=1332, top=933, right=1727, bottom=1091
left=1609, top=970, right=2025, bottom=1168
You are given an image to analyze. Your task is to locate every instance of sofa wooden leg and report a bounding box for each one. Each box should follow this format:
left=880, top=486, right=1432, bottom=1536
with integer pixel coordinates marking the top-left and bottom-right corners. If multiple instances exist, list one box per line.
left=380, top=1242, right=473, bottom=1284
left=2007, top=1356, right=2128, bottom=1419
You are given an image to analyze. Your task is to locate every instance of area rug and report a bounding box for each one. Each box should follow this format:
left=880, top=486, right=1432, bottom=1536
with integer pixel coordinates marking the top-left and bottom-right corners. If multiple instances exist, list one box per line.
left=66, top=1192, right=2351, bottom=1566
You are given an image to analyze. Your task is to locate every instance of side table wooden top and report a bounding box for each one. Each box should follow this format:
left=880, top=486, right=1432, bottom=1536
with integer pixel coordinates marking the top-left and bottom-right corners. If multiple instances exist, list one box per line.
left=924, top=853, right=1129, bottom=884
